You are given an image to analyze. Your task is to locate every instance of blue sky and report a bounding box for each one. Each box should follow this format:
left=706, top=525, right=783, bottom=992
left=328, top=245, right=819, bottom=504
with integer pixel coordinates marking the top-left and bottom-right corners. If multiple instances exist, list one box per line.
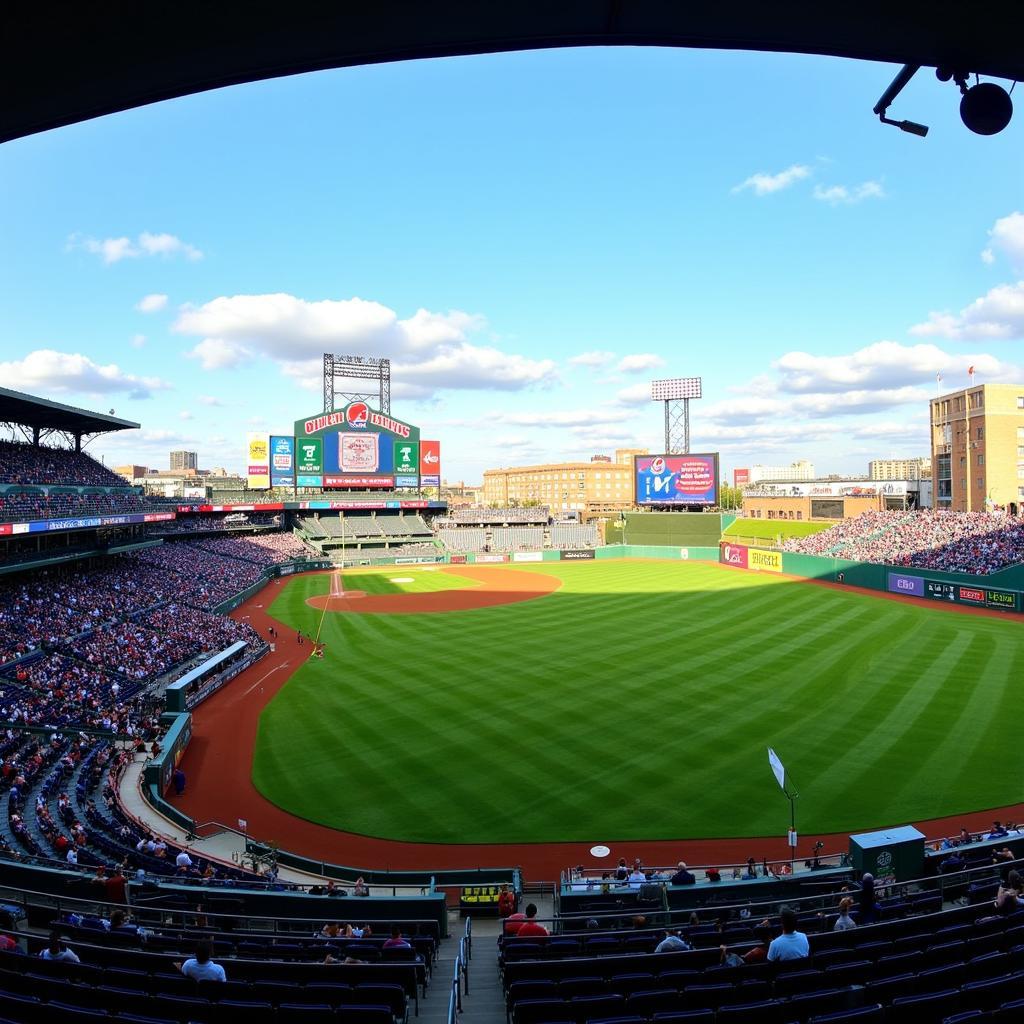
left=1, top=46, right=1023, bottom=482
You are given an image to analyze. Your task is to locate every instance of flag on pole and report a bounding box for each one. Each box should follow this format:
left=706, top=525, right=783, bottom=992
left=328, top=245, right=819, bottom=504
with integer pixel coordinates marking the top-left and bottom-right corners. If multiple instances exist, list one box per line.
left=968, top=365, right=976, bottom=383
left=936, top=371, right=943, bottom=384
left=767, top=747, right=786, bottom=792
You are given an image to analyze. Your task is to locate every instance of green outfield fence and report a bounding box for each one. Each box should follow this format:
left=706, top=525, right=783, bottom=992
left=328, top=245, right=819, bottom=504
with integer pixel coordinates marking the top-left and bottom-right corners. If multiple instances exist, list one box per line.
left=719, top=541, right=1024, bottom=613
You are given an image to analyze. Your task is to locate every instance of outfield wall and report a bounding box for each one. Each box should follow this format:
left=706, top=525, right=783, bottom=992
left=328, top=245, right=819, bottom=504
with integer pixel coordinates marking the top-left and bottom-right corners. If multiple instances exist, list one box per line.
left=720, top=541, right=1024, bottom=613
left=622, top=511, right=722, bottom=547
left=448, top=545, right=720, bottom=564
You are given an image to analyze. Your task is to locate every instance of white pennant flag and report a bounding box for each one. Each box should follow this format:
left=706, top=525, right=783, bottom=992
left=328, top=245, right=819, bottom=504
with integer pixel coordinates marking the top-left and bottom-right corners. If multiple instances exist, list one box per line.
left=767, top=747, right=786, bottom=792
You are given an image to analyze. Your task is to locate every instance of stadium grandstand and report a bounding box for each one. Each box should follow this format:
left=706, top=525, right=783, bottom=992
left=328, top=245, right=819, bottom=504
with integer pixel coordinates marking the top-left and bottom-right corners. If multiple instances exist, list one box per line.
left=434, top=509, right=599, bottom=553
left=295, top=512, right=440, bottom=564
left=783, top=510, right=1024, bottom=576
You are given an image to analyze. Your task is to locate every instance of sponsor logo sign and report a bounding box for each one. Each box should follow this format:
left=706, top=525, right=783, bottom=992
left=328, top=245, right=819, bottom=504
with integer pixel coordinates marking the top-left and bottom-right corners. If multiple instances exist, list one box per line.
left=720, top=542, right=748, bottom=568
left=296, top=437, right=323, bottom=474
left=635, top=453, right=719, bottom=506
left=959, top=586, right=986, bottom=604
left=679, top=548, right=689, bottom=560
left=888, top=572, right=925, bottom=597
left=419, top=440, right=441, bottom=480
left=560, top=549, right=596, bottom=560
left=296, top=474, right=323, bottom=488
left=749, top=480, right=910, bottom=498
left=513, top=551, right=543, bottom=562
left=475, top=553, right=509, bottom=563
left=394, top=440, right=419, bottom=475
left=985, top=589, right=1016, bottom=610
left=749, top=548, right=782, bottom=572
left=246, top=431, right=270, bottom=489
left=395, top=474, right=419, bottom=488
left=269, top=435, right=295, bottom=487
left=450, top=554, right=468, bottom=564
left=301, top=405, right=412, bottom=439
left=182, top=487, right=206, bottom=499
left=340, top=432, right=379, bottom=472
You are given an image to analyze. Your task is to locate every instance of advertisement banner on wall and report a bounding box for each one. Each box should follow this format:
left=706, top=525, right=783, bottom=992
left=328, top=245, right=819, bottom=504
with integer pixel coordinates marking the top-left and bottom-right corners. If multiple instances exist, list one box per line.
left=888, top=572, right=925, bottom=597
left=246, top=432, right=270, bottom=489
left=450, top=554, right=468, bottom=564
left=513, top=551, right=544, bottom=562
left=322, top=474, right=395, bottom=488
left=475, top=553, right=509, bottom=563
left=749, top=548, right=782, bottom=573
left=183, top=487, right=206, bottom=500
left=420, top=440, right=441, bottom=486
left=634, top=453, right=719, bottom=506
left=269, top=435, right=295, bottom=487
left=560, top=549, right=596, bottom=560
left=720, top=542, right=749, bottom=569
left=394, top=440, right=420, bottom=476
left=395, top=474, right=419, bottom=488
left=296, top=474, right=323, bottom=488
left=296, top=437, right=323, bottom=475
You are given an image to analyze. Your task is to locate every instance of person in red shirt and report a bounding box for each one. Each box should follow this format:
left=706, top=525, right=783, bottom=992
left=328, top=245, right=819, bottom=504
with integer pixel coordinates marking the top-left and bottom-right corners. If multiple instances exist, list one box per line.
left=497, top=884, right=516, bottom=919
left=503, top=911, right=527, bottom=936
left=514, top=903, right=548, bottom=938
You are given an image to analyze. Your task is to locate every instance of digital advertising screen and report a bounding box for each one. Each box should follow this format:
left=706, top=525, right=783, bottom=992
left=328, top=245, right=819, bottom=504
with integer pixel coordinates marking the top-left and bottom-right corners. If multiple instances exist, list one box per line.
left=269, top=435, right=295, bottom=488
left=322, top=430, right=395, bottom=488
left=634, top=453, right=719, bottom=506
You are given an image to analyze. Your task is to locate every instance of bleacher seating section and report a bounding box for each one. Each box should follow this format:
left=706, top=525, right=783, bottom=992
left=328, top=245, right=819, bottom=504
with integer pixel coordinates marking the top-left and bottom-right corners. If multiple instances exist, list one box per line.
left=501, top=894, right=1024, bottom=1024
left=550, top=523, right=599, bottom=548
left=491, top=527, right=544, bottom=551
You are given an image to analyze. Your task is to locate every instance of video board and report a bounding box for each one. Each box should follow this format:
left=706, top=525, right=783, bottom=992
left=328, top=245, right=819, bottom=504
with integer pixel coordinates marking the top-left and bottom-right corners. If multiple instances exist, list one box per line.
left=634, top=453, right=719, bottom=506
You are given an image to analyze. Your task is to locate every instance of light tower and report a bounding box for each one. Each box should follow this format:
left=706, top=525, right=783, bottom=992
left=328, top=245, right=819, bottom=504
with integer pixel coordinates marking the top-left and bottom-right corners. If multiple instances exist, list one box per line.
left=651, top=377, right=702, bottom=454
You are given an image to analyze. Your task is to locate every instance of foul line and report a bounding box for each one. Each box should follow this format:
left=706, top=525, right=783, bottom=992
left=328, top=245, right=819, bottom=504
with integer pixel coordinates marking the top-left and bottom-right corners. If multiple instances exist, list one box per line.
left=236, top=661, right=290, bottom=700
left=315, top=570, right=341, bottom=645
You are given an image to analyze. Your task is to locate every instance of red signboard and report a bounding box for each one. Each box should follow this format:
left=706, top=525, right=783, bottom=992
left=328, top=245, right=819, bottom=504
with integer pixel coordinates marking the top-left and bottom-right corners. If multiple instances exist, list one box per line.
left=734, top=468, right=750, bottom=488
left=720, top=542, right=749, bottom=568
left=419, top=439, right=441, bottom=483
left=958, top=586, right=986, bottom=603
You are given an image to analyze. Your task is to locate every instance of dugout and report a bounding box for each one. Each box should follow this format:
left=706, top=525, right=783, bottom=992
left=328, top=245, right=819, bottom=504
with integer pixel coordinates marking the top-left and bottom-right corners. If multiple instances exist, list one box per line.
left=623, top=511, right=722, bottom=547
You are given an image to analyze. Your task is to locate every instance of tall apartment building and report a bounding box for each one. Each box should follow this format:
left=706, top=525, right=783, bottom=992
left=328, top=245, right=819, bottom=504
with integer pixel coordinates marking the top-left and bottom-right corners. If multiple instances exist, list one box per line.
left=869, top=457, right=931, bottom=481
left=483, top=449, right=647, bottom=514
left=930, top=383, right=1024, bottom=512
left=169, top=450, right=198, bottom=471
left=114, top=464, right=148, bottom=482
left=748, top=460, right=815, bottom=484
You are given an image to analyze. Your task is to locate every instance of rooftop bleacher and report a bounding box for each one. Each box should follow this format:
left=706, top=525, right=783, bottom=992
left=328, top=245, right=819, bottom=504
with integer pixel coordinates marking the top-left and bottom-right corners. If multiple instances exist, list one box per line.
left=0, top=439, right=127, bottom=488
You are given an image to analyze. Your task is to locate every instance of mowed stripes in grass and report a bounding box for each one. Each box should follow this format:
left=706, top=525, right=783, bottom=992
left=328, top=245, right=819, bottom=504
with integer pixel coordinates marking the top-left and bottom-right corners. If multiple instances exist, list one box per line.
left=252, top=561, right=1024, bottom=843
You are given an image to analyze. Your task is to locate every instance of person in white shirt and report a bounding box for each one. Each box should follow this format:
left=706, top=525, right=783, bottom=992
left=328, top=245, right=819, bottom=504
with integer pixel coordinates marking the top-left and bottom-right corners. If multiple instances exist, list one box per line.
left=175, top=851, right=193, bottom=869
left=767, top=907, right=810, bottom=961
left=627, top=869, right=646, bottom=889
left=66, top=848, right=78, bottom=866
left=174, top=941, right=226, bottom=982
left=833, top=897, right=857, bottom=932
left=40, top=932, right=80, bottom=963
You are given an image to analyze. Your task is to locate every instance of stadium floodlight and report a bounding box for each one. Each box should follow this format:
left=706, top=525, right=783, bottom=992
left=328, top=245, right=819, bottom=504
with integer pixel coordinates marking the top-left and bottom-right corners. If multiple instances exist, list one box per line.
left=872, top=63, right=929, bottom=137
left=651, top=377, right=702, bottom=401
left=651, top=377, right=702, bottom=453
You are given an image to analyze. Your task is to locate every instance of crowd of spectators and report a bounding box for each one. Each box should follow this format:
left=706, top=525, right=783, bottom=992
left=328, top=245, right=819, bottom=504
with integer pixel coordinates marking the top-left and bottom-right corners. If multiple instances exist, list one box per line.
left=0, top=489, right=150, bottom=523
left=0, top=440, right=125, bottom=487
left=783, top=510, right=1024, bottom=575
left=135, top=546, right=265, bottom=610
left=150, top=513, right=279, bottom=534
left=189, top=532, right=310, bottom=566
left=441, top=505, right=550, bottom=525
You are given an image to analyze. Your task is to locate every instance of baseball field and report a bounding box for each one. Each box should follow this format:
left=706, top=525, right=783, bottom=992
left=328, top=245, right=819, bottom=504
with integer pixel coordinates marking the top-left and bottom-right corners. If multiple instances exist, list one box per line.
left=251, top=560, right=1024, bottom=845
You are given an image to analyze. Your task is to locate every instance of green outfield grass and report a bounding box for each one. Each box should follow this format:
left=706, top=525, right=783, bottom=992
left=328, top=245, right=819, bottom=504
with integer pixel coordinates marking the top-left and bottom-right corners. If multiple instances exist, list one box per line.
left=252, top=561, right=1024, bottom=843
left=722, top=517, right=833, bottom=541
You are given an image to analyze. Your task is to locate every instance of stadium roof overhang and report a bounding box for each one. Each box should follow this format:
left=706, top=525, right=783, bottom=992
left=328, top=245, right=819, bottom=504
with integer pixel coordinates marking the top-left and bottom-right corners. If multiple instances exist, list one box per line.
left=0, top=387, right=140, bottom=445
left=2, top=2, right=1022, bottom=144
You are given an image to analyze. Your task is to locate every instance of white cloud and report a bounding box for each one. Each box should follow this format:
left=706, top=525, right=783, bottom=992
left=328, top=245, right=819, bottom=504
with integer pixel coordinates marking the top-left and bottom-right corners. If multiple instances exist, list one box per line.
left=909, top=280, right=1024, bottom=340
left=197, top=394, right=224, bottom=407
left=174, top=292, right=556, bottom=398
left=615, top=383, right=652, bottom=404
left=982, top=211, right=1024, bottom=267
left=179, top=410, right=194, bottom=420
left=732, top=164, right=811, bottom=196
left=135, top=293, right=169, bottom=313
left=568, top=350, right=615, bottom=368
left=812, top=181, right=885, bottom=205
left=616, top=353, right=665, bottom=373
left=68, top=232, right=203, bottom=264
left=130, top=334, right=146, bottom=349
left=0, top=349, right=170, bottom=400
left=495, top=408, right=637, bottom=428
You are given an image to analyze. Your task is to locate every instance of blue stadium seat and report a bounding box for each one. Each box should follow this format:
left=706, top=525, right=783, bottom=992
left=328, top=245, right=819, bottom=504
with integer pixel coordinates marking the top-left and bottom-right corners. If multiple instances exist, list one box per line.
left=961, top=972, right=1024, bottom=1012
left=941, top=1013, right=987, bottom=1023
left=863, top=972, right=916, bottom=1003
left=41, top=1005, right=108, bottom=1024
left=335, top=1006, right=396, bottom=1024
left=891, top=989, right=962, bottom=1023
left=559, top=978, right=605, bottom=1000
left=715, top=999, right=786, bottom=1024
left=515, top=998, right=572, bottom=1024
left=774, top=969, right=824, bottom=997
left=570, top=994, right=626, bottom=1022
left=808, top=1006, right=884, bottom=1023
left=651, top=1012, right=715, bottom=1023
left=680, top=983, right=734, bottom=1010
left=210, top=1000, right=276, bottom=1024
left=608, top=972, right=655, bottom=995
left=993, top=996, right=1024, bottom=1019
left=789, top=988, right=849, bottom=1018
left=279, top=1004, right=334, bottom=1022
left=626, top=989, right=679, bottom=1016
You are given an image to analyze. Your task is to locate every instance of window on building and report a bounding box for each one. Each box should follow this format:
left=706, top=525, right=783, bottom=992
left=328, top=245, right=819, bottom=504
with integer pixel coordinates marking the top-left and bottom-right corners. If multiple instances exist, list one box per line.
left=1018, top=397, right=1024, bottom=409
left=796, top=511, right=802, bottom=520
left=970, top=391, right=983, bottom=408
left=978, top=454, right=985, bottom=466
left=977, top=427, right=984, bottom=439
